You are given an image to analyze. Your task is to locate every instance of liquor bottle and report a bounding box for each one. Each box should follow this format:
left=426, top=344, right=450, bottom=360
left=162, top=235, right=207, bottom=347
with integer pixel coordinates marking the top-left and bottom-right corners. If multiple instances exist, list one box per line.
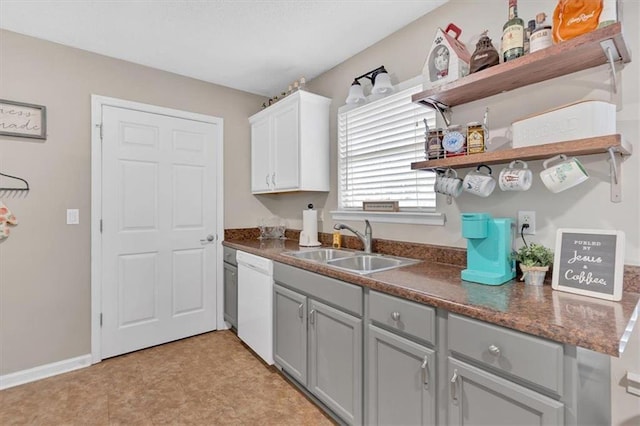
left=530, top=13, right=553, bottom=53
left=502, top=0, right=525, bottom=62
left=524, top=19, right=535, bottom=55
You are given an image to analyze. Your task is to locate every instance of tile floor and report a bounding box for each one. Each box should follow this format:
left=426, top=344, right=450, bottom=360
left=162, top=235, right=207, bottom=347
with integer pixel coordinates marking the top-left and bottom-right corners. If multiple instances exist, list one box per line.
left=0, top=330, right=334, bottom=425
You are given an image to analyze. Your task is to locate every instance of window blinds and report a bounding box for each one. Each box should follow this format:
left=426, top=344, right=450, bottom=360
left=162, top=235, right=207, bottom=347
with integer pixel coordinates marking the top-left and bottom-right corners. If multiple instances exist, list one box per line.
left=338, top=85, right=437, bottom=210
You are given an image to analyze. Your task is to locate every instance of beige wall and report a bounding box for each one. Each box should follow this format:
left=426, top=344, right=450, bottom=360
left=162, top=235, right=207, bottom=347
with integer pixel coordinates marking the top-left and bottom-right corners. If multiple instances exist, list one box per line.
left=0, top=29, right=267, bottom=375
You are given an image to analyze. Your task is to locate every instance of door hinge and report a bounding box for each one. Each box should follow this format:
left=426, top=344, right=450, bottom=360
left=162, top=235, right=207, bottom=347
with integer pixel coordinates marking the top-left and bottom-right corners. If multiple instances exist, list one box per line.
left=97, top=123, right=103, bottom=140
left=100, top=219, right=103, bottom=233
left=100, top=313, right=103, bottom=327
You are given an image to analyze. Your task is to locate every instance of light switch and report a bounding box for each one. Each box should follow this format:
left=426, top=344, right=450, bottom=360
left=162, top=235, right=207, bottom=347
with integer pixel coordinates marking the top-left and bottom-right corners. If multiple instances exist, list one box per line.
left=66, top=209, right=79, bottom=225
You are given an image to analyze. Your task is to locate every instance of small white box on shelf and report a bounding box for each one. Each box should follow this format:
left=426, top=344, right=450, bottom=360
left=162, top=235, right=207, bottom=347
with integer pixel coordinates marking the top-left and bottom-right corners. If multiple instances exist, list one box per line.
left=512, top=100, right=616, bottom=148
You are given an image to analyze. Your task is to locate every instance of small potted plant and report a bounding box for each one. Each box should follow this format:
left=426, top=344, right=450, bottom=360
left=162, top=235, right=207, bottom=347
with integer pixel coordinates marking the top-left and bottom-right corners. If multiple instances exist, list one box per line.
left=514, top=243, right=554, bottom=286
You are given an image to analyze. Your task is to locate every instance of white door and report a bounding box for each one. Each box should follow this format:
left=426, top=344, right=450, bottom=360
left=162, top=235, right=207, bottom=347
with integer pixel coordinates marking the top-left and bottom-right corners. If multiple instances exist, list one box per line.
left=100, top=105, right=219, bottom=358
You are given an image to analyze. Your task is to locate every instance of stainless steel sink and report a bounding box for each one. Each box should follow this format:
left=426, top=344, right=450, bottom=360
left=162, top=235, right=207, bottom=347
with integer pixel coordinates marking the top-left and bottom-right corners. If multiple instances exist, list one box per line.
left=283, top=248, right=356, bottom=262
left=326, top=254, right=419, bottom=275
left=283, top=248, right=419, bottom=275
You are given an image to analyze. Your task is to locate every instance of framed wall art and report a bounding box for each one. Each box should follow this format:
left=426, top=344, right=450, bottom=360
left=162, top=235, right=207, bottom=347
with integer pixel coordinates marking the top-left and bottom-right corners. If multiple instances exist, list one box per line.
left=552, top=228, right=625, bottom=301
left=0, top=99, right=47, bottom=140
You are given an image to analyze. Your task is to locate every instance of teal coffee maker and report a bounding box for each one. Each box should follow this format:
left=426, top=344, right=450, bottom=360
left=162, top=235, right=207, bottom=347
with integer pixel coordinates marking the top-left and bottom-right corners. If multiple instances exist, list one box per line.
left=461, top=213, right=515, bottom=285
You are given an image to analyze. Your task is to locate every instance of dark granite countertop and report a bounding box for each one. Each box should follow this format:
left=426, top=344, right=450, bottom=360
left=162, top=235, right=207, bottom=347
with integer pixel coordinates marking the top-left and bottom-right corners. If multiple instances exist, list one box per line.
left=223, top=238, right=639, bottom=358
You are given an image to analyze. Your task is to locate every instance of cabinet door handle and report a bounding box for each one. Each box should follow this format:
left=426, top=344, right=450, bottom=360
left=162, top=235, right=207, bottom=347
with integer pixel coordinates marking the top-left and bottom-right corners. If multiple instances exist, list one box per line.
left=421, top=356, right=429, bottom=386
left=271, top=173, right=276, bottom=186
left=488, top=344, right=501, bottom=356
left=309, top=309, right=316, bottom=325
left=391, top=311, right=401, bottom=321
left=265, top=174, right=270, bottom=187
left=450, top=369, right=459, bottom=402
left=298, top=303, right=304, bottom=319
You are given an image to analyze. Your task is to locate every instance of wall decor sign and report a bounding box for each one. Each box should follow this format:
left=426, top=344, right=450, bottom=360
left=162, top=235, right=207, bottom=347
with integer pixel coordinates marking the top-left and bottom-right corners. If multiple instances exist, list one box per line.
left=552, top=228, right=625, bottom=301
left=0, top=99, right=47, bottom=139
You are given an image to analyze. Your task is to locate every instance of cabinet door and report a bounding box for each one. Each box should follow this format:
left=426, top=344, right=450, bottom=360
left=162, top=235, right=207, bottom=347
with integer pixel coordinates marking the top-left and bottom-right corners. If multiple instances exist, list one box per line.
left=271, top=102, right=299, bottom=191
left=223, top=263, right=237, bottom=328
left=448, top=357, right=564, bottom=426
left=309, top=299, right=362, bottom=425
left=273, top=284, right=308, bottom=385
left=251, top=116, right=272, bottom=192
left=368, top=325, right=436, bottom=426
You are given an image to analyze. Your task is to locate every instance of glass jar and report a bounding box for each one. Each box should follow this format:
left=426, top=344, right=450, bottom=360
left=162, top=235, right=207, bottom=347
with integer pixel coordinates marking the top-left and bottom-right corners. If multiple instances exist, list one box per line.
left=425, top=128, right=444, bottom=160
left=442, top=124, right=467, bottom=157
left=466, top=122, right=486, bottom=154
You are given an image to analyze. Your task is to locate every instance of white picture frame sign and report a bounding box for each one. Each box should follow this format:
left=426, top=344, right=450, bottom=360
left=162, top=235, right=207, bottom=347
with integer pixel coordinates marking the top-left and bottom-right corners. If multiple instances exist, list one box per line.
left=552, top=228, right=625, bottom=301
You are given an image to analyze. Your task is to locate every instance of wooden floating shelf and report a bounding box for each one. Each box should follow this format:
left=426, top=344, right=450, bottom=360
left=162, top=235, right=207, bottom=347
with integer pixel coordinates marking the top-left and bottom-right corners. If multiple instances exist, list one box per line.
left=412, top=23, right=631, bottom=108
left=411, top=135, right=630, bottom=170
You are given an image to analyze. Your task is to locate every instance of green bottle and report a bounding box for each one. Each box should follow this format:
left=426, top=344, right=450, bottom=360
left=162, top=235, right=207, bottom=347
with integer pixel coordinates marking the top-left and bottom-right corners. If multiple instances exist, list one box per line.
left=502, top=0, right=525, bottom=62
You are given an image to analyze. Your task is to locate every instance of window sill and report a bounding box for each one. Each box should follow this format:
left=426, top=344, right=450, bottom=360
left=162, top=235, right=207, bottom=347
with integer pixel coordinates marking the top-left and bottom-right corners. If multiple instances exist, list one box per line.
left=330, top=210, right=446, bottom=226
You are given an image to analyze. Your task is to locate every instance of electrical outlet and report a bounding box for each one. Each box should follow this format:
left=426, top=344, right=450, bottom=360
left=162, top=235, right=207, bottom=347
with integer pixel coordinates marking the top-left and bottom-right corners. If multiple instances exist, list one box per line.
left=518, top=210, right=536, bottom=235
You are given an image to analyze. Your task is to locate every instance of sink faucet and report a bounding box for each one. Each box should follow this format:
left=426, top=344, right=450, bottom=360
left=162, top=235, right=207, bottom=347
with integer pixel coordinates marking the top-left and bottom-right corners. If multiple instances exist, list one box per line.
left=334, top=220, right=373, bottom=253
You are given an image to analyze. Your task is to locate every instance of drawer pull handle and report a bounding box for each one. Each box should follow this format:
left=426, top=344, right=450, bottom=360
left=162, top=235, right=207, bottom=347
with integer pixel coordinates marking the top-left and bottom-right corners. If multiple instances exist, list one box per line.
left=450, top=369, right=459, bottom=402
left=298, top=303, right=304, bottom=319
left=488, top=344, right=501, bottom=356
left=421, top=356, right=429, bottom=386
left=390, top=311, right=401, bottom=321
left=309, top=309, right=316, bottom=325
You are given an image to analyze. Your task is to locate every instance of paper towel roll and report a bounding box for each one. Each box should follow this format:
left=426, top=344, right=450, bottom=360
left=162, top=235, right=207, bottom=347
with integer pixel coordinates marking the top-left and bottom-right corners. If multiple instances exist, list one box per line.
left=299, top=208, right=321, bottom=246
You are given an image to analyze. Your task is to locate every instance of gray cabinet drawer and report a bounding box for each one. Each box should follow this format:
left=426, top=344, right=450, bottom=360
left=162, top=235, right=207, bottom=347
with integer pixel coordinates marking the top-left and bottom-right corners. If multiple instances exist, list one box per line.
left=223, top=247, right=237, bottom=266
left=448, top=313, right=564, bottom=396
left=369, top=290, right=436, bottom=345
left=274, top=262, right=363, bottom=317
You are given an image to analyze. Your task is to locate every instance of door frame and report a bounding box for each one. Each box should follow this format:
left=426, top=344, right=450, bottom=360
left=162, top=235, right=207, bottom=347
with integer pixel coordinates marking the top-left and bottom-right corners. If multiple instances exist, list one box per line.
left=90, top=95, right=225, bottom=363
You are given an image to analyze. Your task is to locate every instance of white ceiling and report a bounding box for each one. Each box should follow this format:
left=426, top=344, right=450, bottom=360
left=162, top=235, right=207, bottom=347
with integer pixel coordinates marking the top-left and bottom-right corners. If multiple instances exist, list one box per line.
left=0, top=0, right=447, bottom=96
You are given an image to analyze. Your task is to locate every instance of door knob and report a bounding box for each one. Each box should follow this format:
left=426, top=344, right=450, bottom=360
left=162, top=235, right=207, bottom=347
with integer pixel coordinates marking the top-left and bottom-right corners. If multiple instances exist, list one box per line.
left=200, top=234, right=215, bottom=243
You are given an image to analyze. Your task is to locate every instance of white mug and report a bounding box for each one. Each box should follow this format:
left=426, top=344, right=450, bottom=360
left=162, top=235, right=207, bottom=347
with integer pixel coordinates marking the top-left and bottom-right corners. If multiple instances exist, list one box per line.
left=463, top=165, right=496, bottom=197
left=435, top=168, right=463, bottom=198
left=499, top=160, right=532, bottom=191
left=540, top=154, right=589, bottom=193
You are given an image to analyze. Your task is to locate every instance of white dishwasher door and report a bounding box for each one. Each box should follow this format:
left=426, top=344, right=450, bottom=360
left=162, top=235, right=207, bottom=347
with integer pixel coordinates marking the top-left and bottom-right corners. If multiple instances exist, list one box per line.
left=236, top=251, right=274, bottom=365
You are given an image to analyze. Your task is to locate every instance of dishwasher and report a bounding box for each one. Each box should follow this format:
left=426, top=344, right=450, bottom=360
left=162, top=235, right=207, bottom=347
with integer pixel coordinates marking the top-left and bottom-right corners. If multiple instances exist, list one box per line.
left=236, top=250, right=274, bottom=365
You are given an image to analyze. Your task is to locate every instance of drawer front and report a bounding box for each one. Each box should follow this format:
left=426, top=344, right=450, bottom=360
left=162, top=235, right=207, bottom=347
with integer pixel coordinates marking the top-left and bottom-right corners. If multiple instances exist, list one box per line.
left=223, top=247, right=237, bottom=266
left=448, top=313, right=563, bottom=395
left=369, top=290, right=436, bottom=345
left=274, top=262, right=363, bottom=317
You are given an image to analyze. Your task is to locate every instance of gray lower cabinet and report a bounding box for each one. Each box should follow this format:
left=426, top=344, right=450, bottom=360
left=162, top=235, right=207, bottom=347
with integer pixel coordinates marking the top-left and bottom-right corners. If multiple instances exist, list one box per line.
left=368, top=324, right=436, bottom=426
left=223, top=259, right=237, bottom=329
left=448, top=357, right=564, bottom=425
left=273, top=284, right=307, bottom=385
left=273, top=263, right=363, bottom=425
left=308, top=299, right=362, bottom=425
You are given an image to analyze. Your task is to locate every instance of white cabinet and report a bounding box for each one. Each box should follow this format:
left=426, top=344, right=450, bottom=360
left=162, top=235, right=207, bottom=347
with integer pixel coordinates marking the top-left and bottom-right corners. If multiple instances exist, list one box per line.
left=249, top=90, right=331, bottom=194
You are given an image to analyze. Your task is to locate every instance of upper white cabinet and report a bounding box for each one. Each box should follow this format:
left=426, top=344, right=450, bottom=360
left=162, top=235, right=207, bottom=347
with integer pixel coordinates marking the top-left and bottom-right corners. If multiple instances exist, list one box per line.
left=250, top=90, right=331, bottom=194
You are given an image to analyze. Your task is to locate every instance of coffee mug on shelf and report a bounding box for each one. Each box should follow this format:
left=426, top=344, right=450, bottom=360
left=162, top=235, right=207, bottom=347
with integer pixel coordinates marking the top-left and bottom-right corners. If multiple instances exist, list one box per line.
left=435, top=168, right=463, bottom=198
left=540, top=154, right=589, bottom=193
left=463, top=164, right=496, bottom=197
left=499, top=160, right=533, bottom=191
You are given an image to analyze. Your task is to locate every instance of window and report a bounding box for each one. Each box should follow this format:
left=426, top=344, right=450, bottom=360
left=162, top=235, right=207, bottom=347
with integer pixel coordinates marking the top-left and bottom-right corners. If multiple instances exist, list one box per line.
left=337, top=84, right=437, bottom=213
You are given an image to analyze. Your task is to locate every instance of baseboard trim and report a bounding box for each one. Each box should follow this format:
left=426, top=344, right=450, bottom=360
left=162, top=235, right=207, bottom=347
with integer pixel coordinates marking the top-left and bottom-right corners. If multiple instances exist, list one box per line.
left=0, top=354, right=92, bottom=390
